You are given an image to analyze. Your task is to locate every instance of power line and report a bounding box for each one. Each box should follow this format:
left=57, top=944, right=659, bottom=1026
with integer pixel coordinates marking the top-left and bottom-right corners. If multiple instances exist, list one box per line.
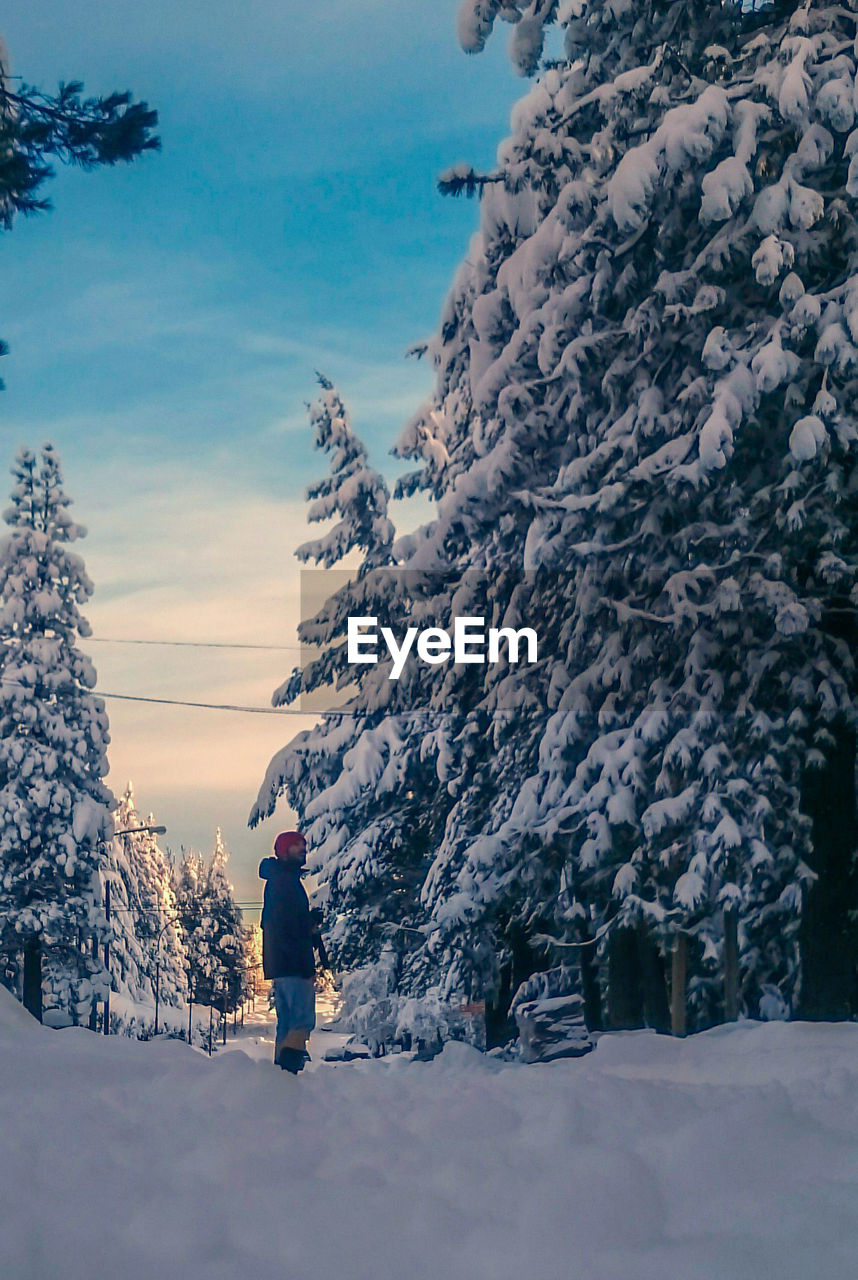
left=0, top=674, right=529, bottom=719
left=98, top=690, right=310, bottom=716
left=86, top=636, right=303, bottom=653
left=51, top=688, right=530, bottom=718
left=0, top=675, right=302, bottom=716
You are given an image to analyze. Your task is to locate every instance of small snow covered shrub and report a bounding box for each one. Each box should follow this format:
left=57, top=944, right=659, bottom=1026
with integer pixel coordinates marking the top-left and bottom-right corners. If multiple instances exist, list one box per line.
left=340, top=950, right=480, bottom=1052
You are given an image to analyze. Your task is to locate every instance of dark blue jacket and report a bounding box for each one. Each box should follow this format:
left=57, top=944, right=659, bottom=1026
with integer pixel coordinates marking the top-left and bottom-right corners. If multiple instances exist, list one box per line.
left=259, top=857, right=315, bottom=980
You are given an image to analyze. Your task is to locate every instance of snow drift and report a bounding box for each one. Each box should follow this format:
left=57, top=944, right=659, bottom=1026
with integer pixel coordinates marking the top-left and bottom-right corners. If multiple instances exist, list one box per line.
left=2, top=989, right=857, bottom=1280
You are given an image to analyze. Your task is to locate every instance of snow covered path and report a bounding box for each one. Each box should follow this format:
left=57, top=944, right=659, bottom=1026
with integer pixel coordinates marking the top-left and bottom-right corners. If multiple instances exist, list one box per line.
left=3, top=987, right=858, bottom=1280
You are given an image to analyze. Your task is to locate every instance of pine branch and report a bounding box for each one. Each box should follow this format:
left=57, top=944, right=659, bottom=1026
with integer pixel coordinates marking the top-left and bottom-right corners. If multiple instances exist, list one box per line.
left=437, top=166, right=504, bottom=198
left=0, top=77, right=160, bottom=228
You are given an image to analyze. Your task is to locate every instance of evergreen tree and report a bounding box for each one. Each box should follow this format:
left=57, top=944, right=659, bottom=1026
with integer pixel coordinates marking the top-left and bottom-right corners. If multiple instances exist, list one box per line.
left=260, top=0, right=858, bottom=1037
left=252, top=380, right=446, bottom=1036
left=102, top=796, right=153, bottom=1014
left=403, top=0, right=858, bottom=1026
left=0, top=46, right=159, bottom=384
left=174, top=847, right=206, bottom=1010
left=241, top=923, right=264, bottom=1003
left=174, top=834, right=244, bottom=1020
left=106, top=783, right=187, bottom=1030
left=135, top=802, right=187, bottom=1012
left=0, top=444, right=114, bottom=1022
left=296, top=374, right=395, bottom=569
left=205, top=828, right=246, bottom=1013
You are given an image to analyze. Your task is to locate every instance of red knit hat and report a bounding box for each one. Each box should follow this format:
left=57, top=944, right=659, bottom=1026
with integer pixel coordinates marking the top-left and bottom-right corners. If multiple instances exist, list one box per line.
left=274, top=830, right=306, bottom=859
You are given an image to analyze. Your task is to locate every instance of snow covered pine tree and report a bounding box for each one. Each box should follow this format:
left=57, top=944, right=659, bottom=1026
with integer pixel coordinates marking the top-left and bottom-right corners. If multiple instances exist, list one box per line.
left=101, top=788, right=158, bottom=1029
left=251, top=379, right=468, bottom=1045
left=174, top=834, right=245, bottom=1039
left=0, top=58, right=159, bottom=386
left=260, top=0, right=858, bottom=1041
left=205, top=828, right=247, bottom=1018
left=414, top=0, right=858, bottom=1028
left=0, top=444, right=114, bottom=1023
left=105, top=783, right=187, bottom=1034
left=174, top=848, right=206, bottom=1023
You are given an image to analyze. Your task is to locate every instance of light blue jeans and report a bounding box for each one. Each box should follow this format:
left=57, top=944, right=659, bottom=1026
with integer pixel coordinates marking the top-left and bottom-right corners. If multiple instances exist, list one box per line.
left=272, top=976, right=316, bottom=1053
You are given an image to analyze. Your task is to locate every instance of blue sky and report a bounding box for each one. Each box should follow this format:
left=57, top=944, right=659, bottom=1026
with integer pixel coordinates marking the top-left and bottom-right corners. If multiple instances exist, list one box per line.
left=0, top=1, right=524, bottom=903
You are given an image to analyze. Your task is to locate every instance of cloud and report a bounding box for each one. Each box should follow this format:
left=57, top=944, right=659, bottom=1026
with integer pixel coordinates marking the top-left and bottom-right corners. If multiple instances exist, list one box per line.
left=67, top=452, right=436, bottom=900
left=80, top=481, right=309, bottom=753
left=0, top=0, right=495, bottom=905
left=55, top=465, right=312, bottom=900
left=5, top=1, right=512, bottom=121
left=2, top=248, right=437, bottom=483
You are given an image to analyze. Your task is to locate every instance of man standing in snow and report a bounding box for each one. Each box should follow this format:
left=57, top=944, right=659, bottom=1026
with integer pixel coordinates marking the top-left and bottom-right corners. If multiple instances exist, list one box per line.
left=259, top=831, right=327, bottom=1074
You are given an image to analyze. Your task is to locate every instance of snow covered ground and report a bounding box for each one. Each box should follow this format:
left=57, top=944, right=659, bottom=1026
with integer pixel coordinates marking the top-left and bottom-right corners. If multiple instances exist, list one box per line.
left=3, top=985, right=857, bottom=1280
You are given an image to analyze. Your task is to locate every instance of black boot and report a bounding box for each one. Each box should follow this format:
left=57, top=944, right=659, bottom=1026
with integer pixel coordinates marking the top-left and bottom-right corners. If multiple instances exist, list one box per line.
left=278, top=1046, right=305, bottom=1074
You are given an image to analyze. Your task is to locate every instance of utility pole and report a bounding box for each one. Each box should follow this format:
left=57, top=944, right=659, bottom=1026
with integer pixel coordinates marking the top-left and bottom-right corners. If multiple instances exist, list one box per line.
left=152, top=914, right=176, bottom=1038
left=103, top=879, right=111, bottom=1035
left=154, top=956, right=161, bottom=1037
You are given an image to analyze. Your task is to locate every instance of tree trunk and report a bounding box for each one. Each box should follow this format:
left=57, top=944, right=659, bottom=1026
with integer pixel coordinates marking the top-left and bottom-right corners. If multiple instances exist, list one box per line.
left=671, top=934, right=688, bottom=1038
left=22, top=940, right=43, bottom=1023
left=579, top=933, right=603, bottom=1031
left=485, top=962, right=513, bottom=1050
left=798, top=720, right=858, bottom=1020
left=607, top=927, right=644, bottom=1029
left=637, top=926, right=671, bottom=1033
left=724, top=907, right=739, bottom=1022
left=486, top=925, right=547, bottom=1048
